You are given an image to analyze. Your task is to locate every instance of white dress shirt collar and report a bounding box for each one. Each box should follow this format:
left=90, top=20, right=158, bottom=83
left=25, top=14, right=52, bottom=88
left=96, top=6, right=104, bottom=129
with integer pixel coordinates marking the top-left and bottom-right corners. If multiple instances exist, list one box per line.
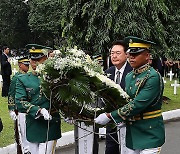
left=114, top=61, right=127, bottom=82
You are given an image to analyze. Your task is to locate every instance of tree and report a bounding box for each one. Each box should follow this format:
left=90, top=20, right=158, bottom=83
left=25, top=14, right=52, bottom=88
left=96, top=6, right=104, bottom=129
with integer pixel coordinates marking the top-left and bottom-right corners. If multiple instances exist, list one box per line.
left=0, top=0, right=32, bottom=49
left=1, top=0, right=179, bottom=61
left=163, top=0, right=180, bottom=60
left=29, top=1, right=173, bottom=53
left=28, top=0, right=64, bottom=47
left=57, top=0, right=173, bottom=66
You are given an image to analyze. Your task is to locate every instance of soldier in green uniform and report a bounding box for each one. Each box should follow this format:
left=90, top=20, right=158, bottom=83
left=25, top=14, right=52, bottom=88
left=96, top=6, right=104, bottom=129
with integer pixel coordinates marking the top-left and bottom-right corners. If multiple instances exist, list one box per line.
left=95, top=36, right=165, bottom=154
left=8, top=49, right=31, bottom=154
left=15, top=44, right=61, bottom=154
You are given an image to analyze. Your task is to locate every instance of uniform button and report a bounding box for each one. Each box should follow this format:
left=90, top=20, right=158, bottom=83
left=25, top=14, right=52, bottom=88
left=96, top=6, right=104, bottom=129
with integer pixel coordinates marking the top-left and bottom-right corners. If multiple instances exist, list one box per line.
left=149, top=126, right=152, bottom=129
left=133, top=75, right=135, bottom=78
left=129, top=122, right=132, bottom=125
left=130, top=87, right=132, bottom=90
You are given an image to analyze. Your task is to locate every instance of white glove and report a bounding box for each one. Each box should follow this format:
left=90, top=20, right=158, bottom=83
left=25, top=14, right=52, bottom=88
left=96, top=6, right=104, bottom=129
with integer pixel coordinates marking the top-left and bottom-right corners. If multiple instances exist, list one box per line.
left=9, top=111, right=17, bottom=121
left=94, top=113, right=111, bottom=125
left=40, top=108, right=52, bottom=120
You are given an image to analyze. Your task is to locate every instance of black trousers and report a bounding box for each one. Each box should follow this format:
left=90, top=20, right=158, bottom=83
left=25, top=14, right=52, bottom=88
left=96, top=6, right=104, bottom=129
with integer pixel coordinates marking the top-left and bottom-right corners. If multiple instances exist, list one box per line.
left=2, top=75, right=11, bottom=97
left=105, top=126, right=120, bottom=154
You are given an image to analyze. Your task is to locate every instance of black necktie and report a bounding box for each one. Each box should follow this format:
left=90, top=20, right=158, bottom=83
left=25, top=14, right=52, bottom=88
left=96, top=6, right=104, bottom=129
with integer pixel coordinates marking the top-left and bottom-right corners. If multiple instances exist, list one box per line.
left=116, top=71, right=121, bottom=85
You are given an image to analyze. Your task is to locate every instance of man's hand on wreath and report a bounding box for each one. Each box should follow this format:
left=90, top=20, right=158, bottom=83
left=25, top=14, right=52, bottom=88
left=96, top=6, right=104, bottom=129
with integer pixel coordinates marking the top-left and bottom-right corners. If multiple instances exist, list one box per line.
left=94, top=113, right=111, bottom=125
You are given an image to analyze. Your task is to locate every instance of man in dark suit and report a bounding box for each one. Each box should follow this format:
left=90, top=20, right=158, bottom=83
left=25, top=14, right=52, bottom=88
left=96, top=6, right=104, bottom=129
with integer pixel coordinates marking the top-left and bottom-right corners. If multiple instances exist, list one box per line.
left=151, top=56, right=167, bottom=77
left=105, top=40, right=132, bottom=154
left=1, top=46, right=12, bottom=97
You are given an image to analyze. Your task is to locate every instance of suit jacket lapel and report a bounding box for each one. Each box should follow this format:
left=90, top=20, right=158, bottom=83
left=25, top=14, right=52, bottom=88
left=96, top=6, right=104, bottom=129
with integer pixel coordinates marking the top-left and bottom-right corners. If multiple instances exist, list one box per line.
left=108, top=66, right=115, bottom=81
left=120, top=62, right=132, bottom=90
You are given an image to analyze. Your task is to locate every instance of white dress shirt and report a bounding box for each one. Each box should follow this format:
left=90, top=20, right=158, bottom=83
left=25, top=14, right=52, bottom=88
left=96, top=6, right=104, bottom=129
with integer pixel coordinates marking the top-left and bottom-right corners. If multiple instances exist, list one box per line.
left=114, top=61, right=127, bottom=84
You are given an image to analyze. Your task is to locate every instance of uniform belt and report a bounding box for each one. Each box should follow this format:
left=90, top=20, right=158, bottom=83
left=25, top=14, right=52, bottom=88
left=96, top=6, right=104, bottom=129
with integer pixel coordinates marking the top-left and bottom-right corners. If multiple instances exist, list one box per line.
left=133, top=110, right=162, bottom=120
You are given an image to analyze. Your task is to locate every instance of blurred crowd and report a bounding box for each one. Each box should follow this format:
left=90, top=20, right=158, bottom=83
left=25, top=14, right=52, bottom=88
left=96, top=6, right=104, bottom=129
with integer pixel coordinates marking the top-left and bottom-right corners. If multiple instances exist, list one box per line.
left=149, top=56, right=180, bottom=79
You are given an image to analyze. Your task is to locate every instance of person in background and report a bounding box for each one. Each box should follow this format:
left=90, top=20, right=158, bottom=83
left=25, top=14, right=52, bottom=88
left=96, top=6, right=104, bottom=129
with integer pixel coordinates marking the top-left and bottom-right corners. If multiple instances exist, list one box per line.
left=15, top=44, right=61, bottom=154
left=1, top=46, right=12, bottom=97
left=152, top=56, right=167, bottom=77
left=105, top=40, right=132, bottom=154
left=173, top=60, right=179, bottom=78
left=95, top=36, right=165, bottom=154
left=166, top=59, right=174, bottom=74
left=8, top=49, right=31, bottom=154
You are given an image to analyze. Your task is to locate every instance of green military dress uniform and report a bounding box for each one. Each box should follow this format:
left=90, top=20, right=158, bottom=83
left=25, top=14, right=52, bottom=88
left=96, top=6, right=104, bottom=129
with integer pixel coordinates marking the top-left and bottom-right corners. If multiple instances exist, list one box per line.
left=15, top=71, right=61, bottom=143
left=8, top=54, right=30, bottom=111
left=110, top=36, right=165, bottom=150
left=111, top=64, right=165, bottom=150
left=8, top=71, right=22, bottom=111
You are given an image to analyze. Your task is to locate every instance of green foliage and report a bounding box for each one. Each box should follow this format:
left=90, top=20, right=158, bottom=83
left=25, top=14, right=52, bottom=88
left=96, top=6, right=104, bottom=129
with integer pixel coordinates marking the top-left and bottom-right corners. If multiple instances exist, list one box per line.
left=0, top=0, right=179, bottom=60
left=28, top=0, right=62, bottom=31
left=0, top=0, right=31, bottom=48
left=29, top=0, right=177, bottom=62
left=163, top=0, right=180, bottom=60
left=59, top=0, right=171, bottom=55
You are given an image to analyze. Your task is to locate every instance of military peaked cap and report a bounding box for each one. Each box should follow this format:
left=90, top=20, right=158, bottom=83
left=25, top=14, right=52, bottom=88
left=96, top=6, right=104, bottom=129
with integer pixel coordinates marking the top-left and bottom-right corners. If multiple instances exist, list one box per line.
left=124, top=36, right=156, bottom=53
left=92, top=54, right=103, bottom=62
left=16, top=48, right=30, bottom=65
left=26, top=44, right=53, bottom=59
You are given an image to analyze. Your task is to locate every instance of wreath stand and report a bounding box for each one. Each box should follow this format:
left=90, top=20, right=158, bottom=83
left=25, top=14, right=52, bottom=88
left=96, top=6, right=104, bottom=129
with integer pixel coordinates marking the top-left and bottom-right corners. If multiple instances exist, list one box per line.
left=74, top=121, right=99, bottom=154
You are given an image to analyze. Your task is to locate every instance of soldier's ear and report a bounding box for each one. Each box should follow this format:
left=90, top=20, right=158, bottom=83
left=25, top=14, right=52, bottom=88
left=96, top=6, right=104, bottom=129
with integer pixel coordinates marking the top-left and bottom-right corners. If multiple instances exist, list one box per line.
left=145, top=52, right=150, bottom=61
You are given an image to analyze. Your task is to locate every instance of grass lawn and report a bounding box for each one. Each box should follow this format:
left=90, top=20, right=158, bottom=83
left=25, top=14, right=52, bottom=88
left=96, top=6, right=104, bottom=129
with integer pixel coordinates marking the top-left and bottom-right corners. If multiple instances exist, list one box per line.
left=0, top=77, right=179, bottom=147
left=162, top=78, right=180, bottom=111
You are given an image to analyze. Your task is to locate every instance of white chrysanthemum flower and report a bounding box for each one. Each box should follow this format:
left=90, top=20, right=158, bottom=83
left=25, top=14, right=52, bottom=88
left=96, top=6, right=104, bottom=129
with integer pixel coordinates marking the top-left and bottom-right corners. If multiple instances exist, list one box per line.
left=36, top=63, right=45, bottom=73
left=74, top=57, right=82, bottom=65
left=68, top=48, right=85, bottom=58
left=53, top=50, right=61, bottom=55
left=86, top=55, right=92, bottom=63
left=86, top=69, right=97, bottom=77
left=96, top=73, right=129, bottom=99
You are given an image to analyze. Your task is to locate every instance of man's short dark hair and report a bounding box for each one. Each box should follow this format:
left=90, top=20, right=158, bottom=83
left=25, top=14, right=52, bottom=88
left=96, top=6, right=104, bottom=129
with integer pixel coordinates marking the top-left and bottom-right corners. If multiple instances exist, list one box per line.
left=111, top=40, right=128, bottom=52
left=2, top=46, right=8, bottom=51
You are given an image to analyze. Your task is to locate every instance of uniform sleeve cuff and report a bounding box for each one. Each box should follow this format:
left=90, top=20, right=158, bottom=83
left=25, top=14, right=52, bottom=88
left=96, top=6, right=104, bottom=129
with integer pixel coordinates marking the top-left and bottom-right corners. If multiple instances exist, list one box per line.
left=110, top=110, right=123, bottom=124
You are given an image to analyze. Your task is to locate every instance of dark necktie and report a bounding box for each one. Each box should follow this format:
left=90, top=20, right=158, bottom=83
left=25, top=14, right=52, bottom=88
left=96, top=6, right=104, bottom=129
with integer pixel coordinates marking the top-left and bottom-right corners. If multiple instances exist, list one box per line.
left=116, top=71, right=121, bottom=85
